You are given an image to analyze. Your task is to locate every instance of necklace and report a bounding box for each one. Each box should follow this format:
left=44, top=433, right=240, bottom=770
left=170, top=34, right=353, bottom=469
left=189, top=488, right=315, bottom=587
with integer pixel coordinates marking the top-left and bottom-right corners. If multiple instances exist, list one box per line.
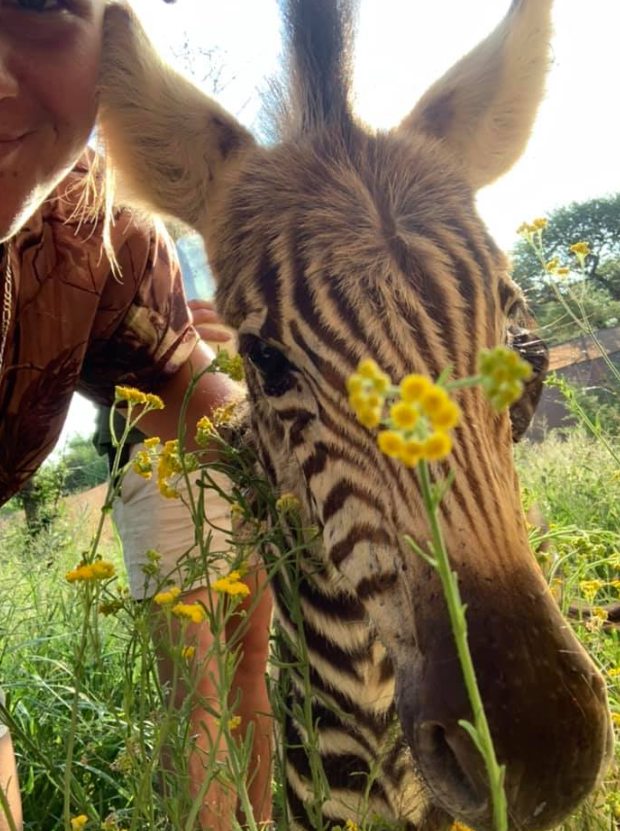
left=0, top=242, right=13, bottom=380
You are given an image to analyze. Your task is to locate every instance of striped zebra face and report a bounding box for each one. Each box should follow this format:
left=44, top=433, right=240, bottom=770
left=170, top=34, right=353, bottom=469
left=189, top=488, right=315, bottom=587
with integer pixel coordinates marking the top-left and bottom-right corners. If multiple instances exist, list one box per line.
left=99, top=0, right=612, bottom=828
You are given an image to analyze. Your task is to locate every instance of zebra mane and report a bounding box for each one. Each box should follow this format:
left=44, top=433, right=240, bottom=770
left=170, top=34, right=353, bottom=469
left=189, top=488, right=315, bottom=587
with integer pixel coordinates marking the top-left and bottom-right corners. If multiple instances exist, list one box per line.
left=275, top=0, right=357, bottom=139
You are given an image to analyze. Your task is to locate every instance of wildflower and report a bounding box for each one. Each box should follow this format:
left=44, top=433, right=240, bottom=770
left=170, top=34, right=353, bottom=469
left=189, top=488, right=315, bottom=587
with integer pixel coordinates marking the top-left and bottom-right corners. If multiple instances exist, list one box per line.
left=171, top=602, right=207, bottom=624
left=390, top=401, right=419, bottom=430
left=211, top=571, right=251, bottom=598
left=356, top=405, right=382, bottom=429
left=145, top=548, right=162, bottom=563
left=144, top=436, right=160, bottom=450
left=357, top=358, right=381, bottom=379
left=230, top=502, right=245, bottom=521
left=478, top=346, right=532, bottom=411
left=422, top=432, right=452, bottom=461
left=451, top=824, right=474, bottom=831
left=195, top=415, right=215, bottom=446
left=607, top=666, right=620, bottom=678
left=378, top=430, right=405, bottom=458
left=276, top=493, right=300, bottom=514
left=228, top=715, right=241, bottom=731
left=144, top=393, right=164, bottom=409
left=400, top=439, right=424, bottom=468
left=70, top=816, right=89, bottom=831
left=115, top=385, right=147, bottom=406
left=400, top=373, right=431, bottom=402
left=212, top=349, right=244, bottom=382
left=156, top=439, right=196, bottom=498
left=153, top=587, right=181, bottom=606
left=612, top=713, right=620, bottom=729
left=181, top=646, right=196, bottom=660
left=430, top=399, right=461, bottom=430
left=66, top=560, right=115, bottom=583
left=545, top=258, right=559, bottom=273
left=580, top=579, right=605, bottom=602
left=212, top=402, right=237, bottom=426
left=132, top=449, right=152, bottom=479
left=570, top=241, right=591, bottom=259
left=344, top=821, right=359, bottom=831
left=592, top=607, right=609, bottom=621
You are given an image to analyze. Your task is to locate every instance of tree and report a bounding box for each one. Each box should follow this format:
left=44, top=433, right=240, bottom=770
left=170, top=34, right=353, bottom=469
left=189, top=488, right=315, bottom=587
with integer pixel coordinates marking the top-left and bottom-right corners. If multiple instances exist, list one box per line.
left=510, top=194, right=620, bottom=344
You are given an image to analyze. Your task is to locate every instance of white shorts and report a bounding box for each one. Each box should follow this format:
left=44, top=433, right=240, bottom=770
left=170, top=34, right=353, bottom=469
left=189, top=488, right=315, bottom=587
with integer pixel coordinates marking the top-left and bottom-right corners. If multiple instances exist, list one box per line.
left=113, top=444, right=235, bottom=599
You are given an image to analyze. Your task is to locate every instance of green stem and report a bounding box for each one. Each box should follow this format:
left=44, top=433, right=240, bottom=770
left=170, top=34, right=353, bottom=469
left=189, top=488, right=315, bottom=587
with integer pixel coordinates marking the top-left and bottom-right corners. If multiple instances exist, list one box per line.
left=416, top=460, right=507, bottom=831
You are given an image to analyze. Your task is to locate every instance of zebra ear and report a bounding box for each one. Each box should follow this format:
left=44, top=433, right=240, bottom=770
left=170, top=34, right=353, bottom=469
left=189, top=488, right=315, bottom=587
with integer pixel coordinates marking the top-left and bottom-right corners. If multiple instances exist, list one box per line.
left=397, top=0, right=553, bottom=190
left=97, top=3, right=255, bottom=232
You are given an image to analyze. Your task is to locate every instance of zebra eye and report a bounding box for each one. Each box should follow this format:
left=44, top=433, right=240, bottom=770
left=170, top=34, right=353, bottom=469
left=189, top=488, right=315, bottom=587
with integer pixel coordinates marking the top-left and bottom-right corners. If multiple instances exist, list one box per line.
left=240, top=335, right=296, bottom=396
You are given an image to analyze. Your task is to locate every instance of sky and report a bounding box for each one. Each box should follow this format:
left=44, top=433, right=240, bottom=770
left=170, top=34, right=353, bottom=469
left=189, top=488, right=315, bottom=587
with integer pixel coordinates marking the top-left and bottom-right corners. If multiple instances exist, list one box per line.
left=60, top=0, right=620, bottom=449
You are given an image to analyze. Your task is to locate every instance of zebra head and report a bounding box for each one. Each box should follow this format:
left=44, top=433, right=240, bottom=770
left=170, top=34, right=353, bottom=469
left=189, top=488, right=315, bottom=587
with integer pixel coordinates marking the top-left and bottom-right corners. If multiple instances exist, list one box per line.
left=99, top=1, right=612, bottom=828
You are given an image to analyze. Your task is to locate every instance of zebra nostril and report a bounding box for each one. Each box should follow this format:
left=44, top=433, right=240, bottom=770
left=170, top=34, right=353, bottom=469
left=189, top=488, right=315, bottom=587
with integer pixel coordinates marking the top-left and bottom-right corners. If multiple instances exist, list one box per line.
left=416, top=721, right=488, bottom=819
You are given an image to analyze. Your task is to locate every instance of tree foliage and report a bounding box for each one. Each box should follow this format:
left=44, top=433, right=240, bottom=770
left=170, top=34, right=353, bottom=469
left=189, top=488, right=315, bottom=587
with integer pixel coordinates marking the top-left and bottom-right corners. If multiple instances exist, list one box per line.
left=510, top=194, right=620, bottom=344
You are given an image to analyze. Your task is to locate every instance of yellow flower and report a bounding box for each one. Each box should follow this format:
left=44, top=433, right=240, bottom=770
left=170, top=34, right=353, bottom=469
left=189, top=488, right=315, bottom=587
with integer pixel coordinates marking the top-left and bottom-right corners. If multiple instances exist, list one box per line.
left=132, top=450, right=152, bottom=479
left=357, top=405, right=382, bottom=429
left=399, top=374, right=431, bottom=402
left=357, top=358, right=380, bottom=380
left=212, top=350, right=244, bottom=381
left=556, top=267, right=570, bottom=277
left=143, top=436, right=160, bottom=450
left=545, top=258, right=559, bottom=273
left=430, top=400, right=461, bottom=430
left=344, top=821, right=359, bottom=831
left=181, top=646, right=196, bottom=660
left=607, top=666, right=620, bottom=678
left=228, top=715, right=241, bottom=731
left=612, top=713, right=620, bottom=729
left=145, top=393, right=164, bottom=409
left=66, top=560, right=115, bottom=583
left=570, top=241, right=590, bottom=257
left=400, top=439, right=424, bottom=468
left=422, top=431, right=452, bottom=461
left=195, top=415, right=215, bottom=447
left=451, top=823, right=474, bottom=831
left=346, top=374, right=364, bottom=394
left=579, top=579, right=605, bottom=602
left=390, top=401, right=419, bottom=430
left=211, top=574, right=251, bottom=598
left=377, top=430, right=405, bottom=458
left=114, top=386, right=147, bottom=406
left=478, top=346, right=532, bottom=411
left=212, top=402, right=237, bottom=426
left=153, top=587, right=181, bottom=606
left=532, top=217, right=548, bottom=230
left=70, top=816, right=89, bottom=831
left=230, top=502, right=245, bottom=521
left=276, top=493, right=300, bottom=514
left=171, top=602, right=207, bottom=624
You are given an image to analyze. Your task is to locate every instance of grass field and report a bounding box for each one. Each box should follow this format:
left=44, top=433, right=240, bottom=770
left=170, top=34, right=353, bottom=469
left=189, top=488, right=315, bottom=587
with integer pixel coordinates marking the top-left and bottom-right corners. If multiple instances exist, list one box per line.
left=1, top=427, right=620, bottom=831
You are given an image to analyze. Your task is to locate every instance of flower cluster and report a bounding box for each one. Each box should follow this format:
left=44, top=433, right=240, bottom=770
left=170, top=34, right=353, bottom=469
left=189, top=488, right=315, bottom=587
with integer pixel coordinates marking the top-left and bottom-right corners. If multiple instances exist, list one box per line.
left=171, top=602, right=207, bottom=624
left=348, top=359, right=460, bottom=466
left=275, top=492, right=300, bottom=514
left=478, top=346, right=533, bottom=411
left=66, top=560, right=116, bottom=583
left=516, top=217, right=548, bottom=236
left=114, top=385, right=164, bottom=410
left=211, top=349, right=244, bottom=382
left=153, top=587, right=181, bottom=606
left=70, top=816, right=89, bottom=831
left=580, top=578, right=605, bottom=602
left=195, top=415, right=215, bottom=447
left=211, top=569, right=251, bottom=598
left=570, top=240, right=591, bottom=267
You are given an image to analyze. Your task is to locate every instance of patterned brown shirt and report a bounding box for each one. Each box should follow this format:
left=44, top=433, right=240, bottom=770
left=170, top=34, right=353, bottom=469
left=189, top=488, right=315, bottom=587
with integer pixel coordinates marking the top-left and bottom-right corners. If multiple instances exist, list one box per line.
left=0, top=156, right=198, bottom=505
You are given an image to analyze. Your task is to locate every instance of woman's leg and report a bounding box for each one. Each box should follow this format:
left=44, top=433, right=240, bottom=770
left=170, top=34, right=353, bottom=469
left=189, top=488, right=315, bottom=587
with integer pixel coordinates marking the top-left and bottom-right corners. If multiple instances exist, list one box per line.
left=0, top=732, right=23, bottom=831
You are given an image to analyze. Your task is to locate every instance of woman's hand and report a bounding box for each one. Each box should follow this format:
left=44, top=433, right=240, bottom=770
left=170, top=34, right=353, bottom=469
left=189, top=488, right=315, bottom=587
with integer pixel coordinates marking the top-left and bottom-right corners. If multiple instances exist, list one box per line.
left=187, top=299, right=231, bottom=344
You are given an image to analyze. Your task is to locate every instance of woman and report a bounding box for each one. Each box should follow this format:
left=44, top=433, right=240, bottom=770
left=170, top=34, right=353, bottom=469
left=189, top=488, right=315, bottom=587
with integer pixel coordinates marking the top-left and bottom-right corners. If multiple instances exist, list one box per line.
left=0, top=2, right=272, bottom=828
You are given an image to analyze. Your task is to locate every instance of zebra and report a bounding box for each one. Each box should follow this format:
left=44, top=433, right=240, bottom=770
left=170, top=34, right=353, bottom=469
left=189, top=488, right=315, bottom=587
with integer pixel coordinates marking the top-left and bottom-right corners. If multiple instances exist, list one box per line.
left=97, top=1, right=613, bottom=829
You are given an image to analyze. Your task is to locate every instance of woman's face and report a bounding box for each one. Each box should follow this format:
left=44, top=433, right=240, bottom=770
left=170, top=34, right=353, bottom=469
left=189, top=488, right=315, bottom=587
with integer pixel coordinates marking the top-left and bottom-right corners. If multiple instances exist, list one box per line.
left=0, top=0, right=105, bottom=242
